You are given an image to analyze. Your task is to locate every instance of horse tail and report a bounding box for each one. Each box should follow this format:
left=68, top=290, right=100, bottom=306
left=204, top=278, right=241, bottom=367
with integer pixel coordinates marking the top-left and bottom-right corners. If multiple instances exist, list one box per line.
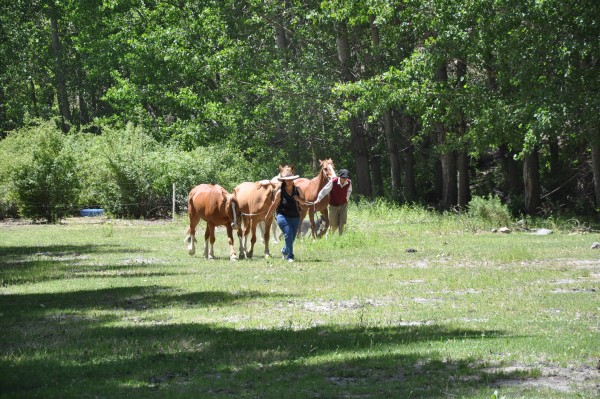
left=227, top=194, right=240, bottom=230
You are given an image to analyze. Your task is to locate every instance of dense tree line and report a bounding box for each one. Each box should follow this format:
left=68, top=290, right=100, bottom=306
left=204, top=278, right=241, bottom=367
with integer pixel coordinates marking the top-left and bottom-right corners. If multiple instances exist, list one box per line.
left=1, top=0, right=599, bottom=217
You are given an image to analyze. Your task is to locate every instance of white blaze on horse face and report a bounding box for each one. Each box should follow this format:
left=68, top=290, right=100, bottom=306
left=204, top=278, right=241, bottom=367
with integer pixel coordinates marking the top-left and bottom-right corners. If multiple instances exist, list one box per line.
left=327, top=163, right=337, bottom=179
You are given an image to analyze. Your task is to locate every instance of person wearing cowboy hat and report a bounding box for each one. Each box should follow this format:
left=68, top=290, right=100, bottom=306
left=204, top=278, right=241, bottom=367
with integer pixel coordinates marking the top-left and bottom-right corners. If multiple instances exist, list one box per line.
left=266, top=166, right=308, bottom=262
left=313, top=168, right=352, bottom=235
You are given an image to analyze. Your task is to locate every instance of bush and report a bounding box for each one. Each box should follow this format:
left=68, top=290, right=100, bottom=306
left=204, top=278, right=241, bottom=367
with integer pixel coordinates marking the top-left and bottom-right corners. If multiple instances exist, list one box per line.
left=1, top=121, right=266, bottom=220
left=466, top=195, right=513, bottom=228
left=75, top=123, right=163, bottom=218
left=78, top=123, right=255, bottom=218
left=149, top=145, right=255, bottom=214
left=8, top=122, right=80, bottom=222
left=0, top=128, right=27, bottom=219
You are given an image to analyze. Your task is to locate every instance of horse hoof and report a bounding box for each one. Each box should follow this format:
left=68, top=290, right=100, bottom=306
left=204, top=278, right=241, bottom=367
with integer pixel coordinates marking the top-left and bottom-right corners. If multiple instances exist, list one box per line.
left=230, top=256, right=238, bottom=261
left=188, top=249, right=195, bottom=256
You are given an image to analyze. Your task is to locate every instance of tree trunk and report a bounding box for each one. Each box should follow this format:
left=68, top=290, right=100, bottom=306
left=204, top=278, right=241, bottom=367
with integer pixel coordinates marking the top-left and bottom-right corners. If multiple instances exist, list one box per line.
left=49, top=4, right=71, bottom=132
left=336, top=22, right=372, bottom=197
left=78, top=90, right=89, bottom=126
left=435, top=62, right=456, bottom=209
left=499, top=144, right=523, bottom=196
left=434, top=157, right=444, bottom=203
left=457, top=151, right=470, bottom=208
left=400, top=112, right=417, bottom=202
left=384, top=110, right=401, bottom=199
left=440, top=151, right=457, bottom=209
left=370, top=151, right=384, bottom=197
left=370, top=16, right=401, bottom=199
left=349, top=117, right=372, bottom=197
left=523, top=148, right=541, bottom=214
left=592, top=138, right=600, bottom=209
left=29, top=78, right=38, bottom=117
left=275, top=24, right=288, bottom=51
left=310, top=140, right=318, bottom=172
left=455, top=59, right=470, bottom=208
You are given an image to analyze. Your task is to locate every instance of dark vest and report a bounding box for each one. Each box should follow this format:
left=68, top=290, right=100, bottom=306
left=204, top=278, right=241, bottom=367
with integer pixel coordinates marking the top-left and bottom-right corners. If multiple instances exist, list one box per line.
left=277, top=185, right=300, bottom=217
left=329, top=177, right=351, bottom=206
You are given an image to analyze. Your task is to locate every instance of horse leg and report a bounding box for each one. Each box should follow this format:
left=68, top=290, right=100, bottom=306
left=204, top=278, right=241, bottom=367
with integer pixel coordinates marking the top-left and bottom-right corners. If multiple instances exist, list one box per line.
left=226, top=225, right=237, bottom=261
left=238, top=216, right=249, bottom=259
left=242, top=217, right=248, bottom=251
left=248, top=220, right=257, bottom=259
left=243, top=217, right=252, bottom=258
left=297, top=208, right=307, bottom=239
left=271, top=215, right=279, bottom=243
left=257, top=220, right=265, bottom=244
left=205, top=224, right=214, bottom=259
left=237, top=220, right=246, bottom=259
left=308, top=209, right=317, bottom=239
left=185, top=213, right=199, bottom=256
left=263, top=215, right=272, bottom=258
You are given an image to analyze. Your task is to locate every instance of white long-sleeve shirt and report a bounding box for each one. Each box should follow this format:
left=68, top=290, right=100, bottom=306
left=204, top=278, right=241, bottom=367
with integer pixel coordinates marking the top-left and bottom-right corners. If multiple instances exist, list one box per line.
left=315, top=178, right=352, bottom=204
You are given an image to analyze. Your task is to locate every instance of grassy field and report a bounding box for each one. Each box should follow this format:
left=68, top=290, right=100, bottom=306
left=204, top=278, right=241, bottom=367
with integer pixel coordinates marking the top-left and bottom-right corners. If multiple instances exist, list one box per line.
left=1, top=204, right=599, bottom=398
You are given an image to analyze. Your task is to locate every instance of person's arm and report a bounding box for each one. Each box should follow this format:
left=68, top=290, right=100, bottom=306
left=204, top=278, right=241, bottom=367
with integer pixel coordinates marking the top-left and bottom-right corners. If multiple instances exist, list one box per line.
left=266, top=190, right=281, bottom=219
left=314, top=180, right=333, bottom=204
left=346, top=182, right=352, bottom=201
left=293, top=187, right=307, bottom=206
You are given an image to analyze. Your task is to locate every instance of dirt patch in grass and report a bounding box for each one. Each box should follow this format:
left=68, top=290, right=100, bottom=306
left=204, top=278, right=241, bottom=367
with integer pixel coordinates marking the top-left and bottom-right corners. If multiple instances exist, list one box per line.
left=300, top=298, right=391, bottom=312
left=484, top=362, right=600, bottom=394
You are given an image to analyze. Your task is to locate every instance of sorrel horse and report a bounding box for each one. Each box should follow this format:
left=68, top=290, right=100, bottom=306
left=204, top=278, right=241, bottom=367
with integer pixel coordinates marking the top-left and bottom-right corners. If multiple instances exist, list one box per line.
left=294, top=159, right=336, bottom=239
left=233, top=165, right=293, bottom=258
left=185, top=184, right=241, bottom=260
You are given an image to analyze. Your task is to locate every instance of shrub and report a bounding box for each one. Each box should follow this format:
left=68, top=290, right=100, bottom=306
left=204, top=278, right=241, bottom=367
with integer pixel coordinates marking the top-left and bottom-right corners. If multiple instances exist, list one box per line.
left=0, top=128, right=28, bottom=219
left=77, top=123, right=161, bottom=218
left=466, top=195, right=513, bottom=228
left=78, top=123, right=255, bottom=218
left=149, top=145, right=254, bottom=214
left=8, top=122, right=80, bottom=222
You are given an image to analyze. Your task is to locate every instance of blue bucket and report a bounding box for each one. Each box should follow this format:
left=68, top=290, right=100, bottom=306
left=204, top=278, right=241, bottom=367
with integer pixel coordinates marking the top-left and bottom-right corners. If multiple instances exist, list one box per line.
left=80, top=208, right=104, bottom=217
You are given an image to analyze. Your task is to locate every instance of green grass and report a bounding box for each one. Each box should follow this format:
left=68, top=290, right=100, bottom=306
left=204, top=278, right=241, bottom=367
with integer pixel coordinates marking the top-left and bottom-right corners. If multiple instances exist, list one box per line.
left=1, top=207, right=599, bottom=398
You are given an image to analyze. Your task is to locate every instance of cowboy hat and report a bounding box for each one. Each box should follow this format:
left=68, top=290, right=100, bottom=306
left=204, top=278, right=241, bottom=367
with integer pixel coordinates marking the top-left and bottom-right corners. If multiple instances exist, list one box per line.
left=277, top=170, right=300, bottom=181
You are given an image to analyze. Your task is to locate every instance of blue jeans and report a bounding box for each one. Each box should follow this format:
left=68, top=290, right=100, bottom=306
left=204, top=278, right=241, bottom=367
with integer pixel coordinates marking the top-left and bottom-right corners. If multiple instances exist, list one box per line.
left=276, top=213, right=300, bottom=260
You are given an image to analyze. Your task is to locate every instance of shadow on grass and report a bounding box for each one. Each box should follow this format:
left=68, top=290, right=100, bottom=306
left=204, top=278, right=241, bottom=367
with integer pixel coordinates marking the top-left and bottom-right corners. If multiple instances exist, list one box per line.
left=0, top=287, right=537, bottom=399
left=0, top=244, right=137, bottom=258
left=0, top=244, right=174, bottom=285
left=0, top=286, right=282, bottom=314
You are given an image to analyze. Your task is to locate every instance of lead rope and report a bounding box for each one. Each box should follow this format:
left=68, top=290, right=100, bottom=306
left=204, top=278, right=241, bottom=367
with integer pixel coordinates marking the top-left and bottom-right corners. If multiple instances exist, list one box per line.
left=241, top=211, right=269, bottom=217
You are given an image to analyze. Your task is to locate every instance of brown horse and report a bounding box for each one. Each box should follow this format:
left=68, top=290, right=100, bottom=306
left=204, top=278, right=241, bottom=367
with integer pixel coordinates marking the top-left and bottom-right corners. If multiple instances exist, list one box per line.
left=294, top=159, right=336, bottom=239
left=185, top=184, right=241, bottom=260
left=233, top=165, right=293, bottom=258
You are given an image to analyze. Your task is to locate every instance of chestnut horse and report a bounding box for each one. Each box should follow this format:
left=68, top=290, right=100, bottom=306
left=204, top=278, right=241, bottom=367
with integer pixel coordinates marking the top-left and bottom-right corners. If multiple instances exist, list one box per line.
left=234, top=165, right=293, bottom=258
left=185, top=184, right=241, bottom=260
left=294, top=159, right=336, bottom=239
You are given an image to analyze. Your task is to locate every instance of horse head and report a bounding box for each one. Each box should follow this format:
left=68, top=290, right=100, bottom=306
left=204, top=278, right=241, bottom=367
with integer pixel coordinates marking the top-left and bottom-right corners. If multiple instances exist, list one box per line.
left=319, top=159, right=336, bottom=180
left=278, top=164, right=295, bottom=177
